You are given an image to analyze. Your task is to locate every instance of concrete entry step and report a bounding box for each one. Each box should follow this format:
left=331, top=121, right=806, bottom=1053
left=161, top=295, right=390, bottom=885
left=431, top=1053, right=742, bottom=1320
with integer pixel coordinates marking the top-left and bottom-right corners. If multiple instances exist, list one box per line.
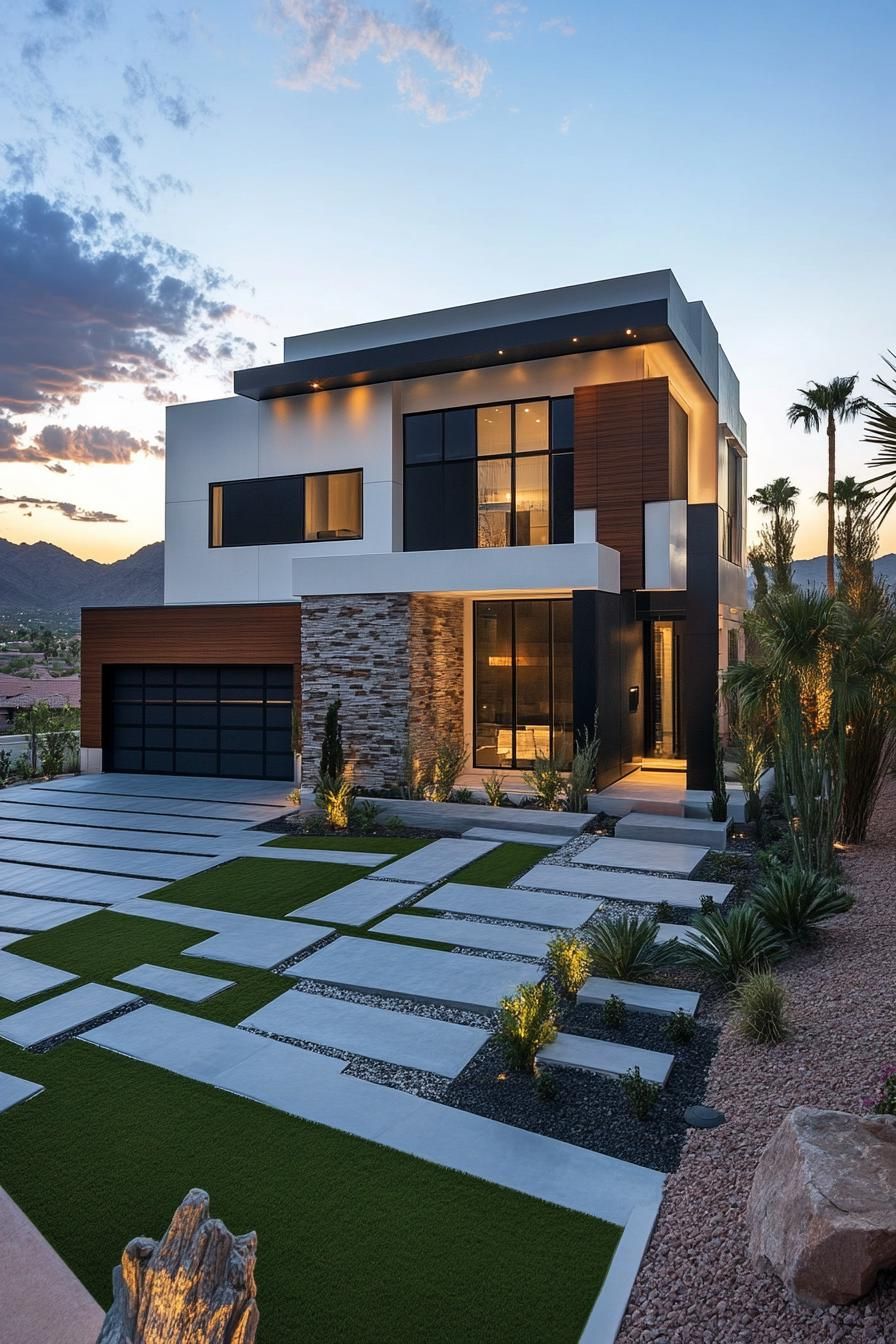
left=357, top=796, right=588, bottom=837
left=288, top=936, right=538, bottom=1013
left=371, top=912, right=553, bottom=959
left=240, top=989, right=489, bottom=1078
left=417, top=881, right=601, bottom=928
left=578, top=976, right=700, bottom=1017
left=572, top=836, right=709, bottom=877
left=614, top=812, right=729, bottom=851
left=461, top=827, right=567, bottom=847
left=537, top=1032, right=674, bottom=1085
left=515, top=863, right=731, bottom=909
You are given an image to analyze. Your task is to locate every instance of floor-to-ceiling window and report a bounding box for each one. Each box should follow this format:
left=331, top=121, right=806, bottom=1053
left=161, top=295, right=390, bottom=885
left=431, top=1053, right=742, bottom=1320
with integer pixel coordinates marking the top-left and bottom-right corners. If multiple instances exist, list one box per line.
left=647, top=619, right=683, bottom=759
left=474, top=598, right=573, bottom=769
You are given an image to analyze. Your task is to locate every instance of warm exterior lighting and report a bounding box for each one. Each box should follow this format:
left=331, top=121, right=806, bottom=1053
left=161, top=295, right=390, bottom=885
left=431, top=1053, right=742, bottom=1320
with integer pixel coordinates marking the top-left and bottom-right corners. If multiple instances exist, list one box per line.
left=625, top=328, right=632, bottom=335
left=310, top=381, right=320, bottom=390
left=572, top=336, right=579, bottom=343
left=497, top=348, right=504, bottom=355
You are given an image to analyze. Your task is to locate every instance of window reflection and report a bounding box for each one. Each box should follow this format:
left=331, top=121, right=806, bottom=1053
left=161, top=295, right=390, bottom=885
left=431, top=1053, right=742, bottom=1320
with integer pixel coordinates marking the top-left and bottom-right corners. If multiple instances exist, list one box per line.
left=515, top=401, right=549, bottom=453
left=477, top=404, right=511, bottom=456
left=477, top=459, right=512, bottom=548
left=514, top=454, right=549, bottom=546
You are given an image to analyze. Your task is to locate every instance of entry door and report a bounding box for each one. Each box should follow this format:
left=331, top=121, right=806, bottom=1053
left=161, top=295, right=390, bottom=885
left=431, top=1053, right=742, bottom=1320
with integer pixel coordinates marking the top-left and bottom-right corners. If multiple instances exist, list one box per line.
left=647, top=621, right=684, bottom=759
left=105, top=664, right=295, bottom=780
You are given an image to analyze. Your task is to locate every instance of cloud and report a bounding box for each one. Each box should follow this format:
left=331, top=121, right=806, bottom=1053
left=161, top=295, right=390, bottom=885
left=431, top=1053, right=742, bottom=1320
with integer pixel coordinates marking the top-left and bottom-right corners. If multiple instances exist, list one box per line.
left=0, top=190, right=244, bottom=416
left=489, top=0, right=526, bottom=41
left=0, top=493, right=126, bottom=523
left=143, top=384, right=188, bottom=404
left=123, top=61, right=210, bottom=131
left=2, top=140, right=48, bottom=188
left=271, top=0, right=488, bottom=123
left=540, top=16, right=575, bottom=37
left=31, top=423, right=164, bottom=465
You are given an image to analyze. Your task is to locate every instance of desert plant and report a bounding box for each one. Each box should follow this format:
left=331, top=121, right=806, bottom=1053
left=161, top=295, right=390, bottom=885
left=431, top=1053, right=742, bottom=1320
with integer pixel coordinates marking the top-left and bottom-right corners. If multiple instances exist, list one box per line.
left=601, top=994, right=626, bottom=1029
left=708, top=707, right=729, bottom=822
left=733, top=970, right=788, bottom=1044
left=620, top=1066, right=661, bottom=1121
left=665, top=1009, right=696, bottom=1046
left=319, top=698, right=344, bottom=780
left=522, top=754, right=568, bottom=811
left=546, top=931, right=591, bottom=997
left=482, top=770, right=508, bottom=807
left=751, top=864, right=853, bottom=942
left=749, top=477, right=800, bottom=591
left=700, top=893, right=716, bottom=915
left=495, top=981, right=559, bottom=1073
left=863, top=1064, right=896, bottom=1116
left=533, top=1068, right=558, bottom=1103
left=13, top=755, right=37, bottom=781
left=0, top=750, right=13, bottom=786
left=676, top=905, right=786, bottom=986
left=384, top=815, right=407, bottom=835
left=654, top=899, right=674, bottom=924
left=399, top=743, right=428, bottom=799
left=566, top=715, right=600, bottom=813
left=451, top=787, right=474, bottom=805
left=354, top=799, right=382, bottom=835
left=315, top=773, right=354, bottom=830
left=730, top=712, right=769, bottom=824
left=427, top=739, right=469, bottom=802
left=586, top=915, right=678, bottom=984
left=286, top=788, right=302, bottom=807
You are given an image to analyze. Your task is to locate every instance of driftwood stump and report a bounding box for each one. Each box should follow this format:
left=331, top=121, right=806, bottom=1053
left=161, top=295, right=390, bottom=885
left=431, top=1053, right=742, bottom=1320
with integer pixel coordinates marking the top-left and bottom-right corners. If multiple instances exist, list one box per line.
left=97, top=1189, right=258, bottom=1343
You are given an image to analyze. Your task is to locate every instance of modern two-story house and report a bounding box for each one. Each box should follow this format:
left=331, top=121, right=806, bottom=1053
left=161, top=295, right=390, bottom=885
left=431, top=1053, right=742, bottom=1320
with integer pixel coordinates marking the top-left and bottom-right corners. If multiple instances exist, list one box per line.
left=80, top=271, right=747, bottom=796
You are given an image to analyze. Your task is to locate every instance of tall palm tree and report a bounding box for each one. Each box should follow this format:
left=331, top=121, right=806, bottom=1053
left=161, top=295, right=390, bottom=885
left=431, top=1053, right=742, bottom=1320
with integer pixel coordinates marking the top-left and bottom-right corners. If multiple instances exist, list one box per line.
left=749, top=476, right=800, bottom=590
left=814, top=475, right=876, bottom=570
left=787, top=376, right=867, bottom=596
left=863, top=351, right=896, bottom=520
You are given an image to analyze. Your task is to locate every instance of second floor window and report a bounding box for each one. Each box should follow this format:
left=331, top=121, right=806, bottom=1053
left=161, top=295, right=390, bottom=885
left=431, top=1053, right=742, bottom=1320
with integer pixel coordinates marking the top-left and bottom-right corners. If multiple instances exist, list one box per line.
left=209, top=469, right=362, bottom=548
left=403, top=397, right=573, bottom=552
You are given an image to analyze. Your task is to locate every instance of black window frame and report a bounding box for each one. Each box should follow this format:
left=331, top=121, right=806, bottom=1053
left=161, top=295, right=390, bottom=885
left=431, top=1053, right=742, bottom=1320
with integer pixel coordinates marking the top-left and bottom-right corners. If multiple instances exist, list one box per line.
left=403, top=395, right=574, bottom=553
left=209, top=467, right=363, bottom=549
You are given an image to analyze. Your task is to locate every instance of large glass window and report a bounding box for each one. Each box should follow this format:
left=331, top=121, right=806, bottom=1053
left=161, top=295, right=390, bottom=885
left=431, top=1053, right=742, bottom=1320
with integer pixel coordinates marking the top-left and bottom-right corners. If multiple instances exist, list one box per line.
left=474, top=598, right=573, bottom=769
left=404, top=396, right=573, bottom=553
left=210, top=469, right=361, bottom=548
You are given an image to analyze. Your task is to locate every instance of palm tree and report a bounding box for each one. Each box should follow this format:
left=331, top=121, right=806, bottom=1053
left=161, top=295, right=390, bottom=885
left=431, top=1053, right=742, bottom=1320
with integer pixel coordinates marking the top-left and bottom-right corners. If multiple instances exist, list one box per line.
left=863, top=351, right=896, bottom=520
left=787, top=377, right=867, bottom=596
left=814, top=476, right=877, bottom=599
left=749, top=477, right=799, bottom=590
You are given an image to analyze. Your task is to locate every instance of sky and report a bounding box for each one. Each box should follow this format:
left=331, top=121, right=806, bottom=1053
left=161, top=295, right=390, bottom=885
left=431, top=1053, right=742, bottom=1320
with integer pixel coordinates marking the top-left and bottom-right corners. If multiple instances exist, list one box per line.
left=0, top=0, right=894, bottom=562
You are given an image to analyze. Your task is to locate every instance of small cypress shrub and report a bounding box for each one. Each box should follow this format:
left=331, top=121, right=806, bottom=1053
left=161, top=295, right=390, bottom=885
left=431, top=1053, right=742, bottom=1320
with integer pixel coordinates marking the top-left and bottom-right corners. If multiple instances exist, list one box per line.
left=546, top=931, right=591, bottom=997
left=655, top=900, right=674, bottom=923
left=601, top=994, right=626, bottom=1029
left=665, top=1008, right=696, bottom=1046
left=495, top=981, right=559, bottom=1072
left=733, top=970, right=788, bottom=1044
left=620, top=1066, right=661, bottom=1121
left=319, top=698, right=344, bottom=780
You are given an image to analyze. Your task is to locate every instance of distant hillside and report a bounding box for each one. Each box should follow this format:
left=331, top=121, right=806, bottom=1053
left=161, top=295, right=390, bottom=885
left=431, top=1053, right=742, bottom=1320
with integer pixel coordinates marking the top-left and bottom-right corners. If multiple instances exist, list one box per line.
left=0, top=539, right=164, bottom=614
left=748, top=553, right=896, bottom=600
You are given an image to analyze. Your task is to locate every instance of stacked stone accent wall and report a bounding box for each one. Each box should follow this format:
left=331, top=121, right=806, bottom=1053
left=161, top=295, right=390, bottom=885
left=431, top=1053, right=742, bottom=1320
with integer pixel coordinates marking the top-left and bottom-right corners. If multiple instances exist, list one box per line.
left=408, top=595, right=465, bottom=778
left=299, top=593, right=465, bottom=790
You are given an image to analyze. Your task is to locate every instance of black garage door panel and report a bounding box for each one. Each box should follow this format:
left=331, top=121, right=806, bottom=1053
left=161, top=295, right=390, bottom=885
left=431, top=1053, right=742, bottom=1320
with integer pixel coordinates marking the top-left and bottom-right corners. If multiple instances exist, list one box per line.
left=105, top=664, right=295, bottom=780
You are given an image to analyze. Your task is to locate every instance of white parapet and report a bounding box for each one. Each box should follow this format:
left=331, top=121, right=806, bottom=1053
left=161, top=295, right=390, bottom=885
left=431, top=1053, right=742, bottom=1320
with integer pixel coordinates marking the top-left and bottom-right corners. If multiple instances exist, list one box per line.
left=644, top=499, right=687, bottom=590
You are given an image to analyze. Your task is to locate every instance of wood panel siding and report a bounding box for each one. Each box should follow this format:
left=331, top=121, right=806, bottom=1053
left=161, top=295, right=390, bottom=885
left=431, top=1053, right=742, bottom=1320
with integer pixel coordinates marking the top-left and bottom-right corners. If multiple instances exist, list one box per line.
left=574, top=376, right=672, bottom=589
left=80, top=604, right=301, bottom=748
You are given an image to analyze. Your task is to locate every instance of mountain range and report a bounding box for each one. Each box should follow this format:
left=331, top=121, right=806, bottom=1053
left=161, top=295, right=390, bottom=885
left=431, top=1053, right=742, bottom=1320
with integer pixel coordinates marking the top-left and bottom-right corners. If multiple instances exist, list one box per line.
left=0, top=539, right=164, bottom=614
left=748, top=554, right=896, bottom=598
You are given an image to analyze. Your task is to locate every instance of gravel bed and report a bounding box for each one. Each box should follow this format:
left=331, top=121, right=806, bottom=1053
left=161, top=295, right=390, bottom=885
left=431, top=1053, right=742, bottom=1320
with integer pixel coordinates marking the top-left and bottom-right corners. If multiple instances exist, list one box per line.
left=272, top=928, right=339, bottom=973
left=618, top=777, right=896, bottom=1343
left=442, top=1010, right=717, bottom=1170
left=448, top=945, right=544, bottom=963
left=288, top=978, right=494, bottom=1030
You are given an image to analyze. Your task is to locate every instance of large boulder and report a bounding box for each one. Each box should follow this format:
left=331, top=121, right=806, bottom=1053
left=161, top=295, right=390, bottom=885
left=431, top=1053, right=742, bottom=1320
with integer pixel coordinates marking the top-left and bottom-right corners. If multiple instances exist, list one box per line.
left=747, top=1105, right=896, bottom=1306
left=97, top=1188, right=258, bottom=1343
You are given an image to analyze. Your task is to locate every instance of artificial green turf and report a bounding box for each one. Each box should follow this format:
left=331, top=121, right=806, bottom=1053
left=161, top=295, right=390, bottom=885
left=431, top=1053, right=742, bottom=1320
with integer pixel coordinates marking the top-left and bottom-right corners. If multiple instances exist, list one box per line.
left=452, top=842, right=547, bottom=888
left=153, top=856, right=359, bottom=920
left=0, top=1039, right=620, bottom=1342
left=268, top=834, right=429, bottom=855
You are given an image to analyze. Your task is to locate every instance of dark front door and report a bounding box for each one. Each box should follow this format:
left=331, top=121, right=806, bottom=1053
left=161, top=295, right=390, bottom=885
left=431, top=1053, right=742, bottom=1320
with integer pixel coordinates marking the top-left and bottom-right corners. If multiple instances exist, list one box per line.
left=104, top=664, right=295, bottom=780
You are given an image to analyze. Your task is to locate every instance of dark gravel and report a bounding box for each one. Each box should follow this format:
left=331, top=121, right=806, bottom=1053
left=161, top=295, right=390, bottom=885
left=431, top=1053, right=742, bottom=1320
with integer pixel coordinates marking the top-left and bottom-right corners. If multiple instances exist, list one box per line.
left=443, top=1004, right=719, bottom=1172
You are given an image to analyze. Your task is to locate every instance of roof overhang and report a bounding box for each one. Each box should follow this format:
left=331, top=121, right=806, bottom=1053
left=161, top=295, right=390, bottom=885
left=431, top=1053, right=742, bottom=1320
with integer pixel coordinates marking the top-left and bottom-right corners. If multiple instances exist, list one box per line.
left=234, top=299, right=671, bottom=401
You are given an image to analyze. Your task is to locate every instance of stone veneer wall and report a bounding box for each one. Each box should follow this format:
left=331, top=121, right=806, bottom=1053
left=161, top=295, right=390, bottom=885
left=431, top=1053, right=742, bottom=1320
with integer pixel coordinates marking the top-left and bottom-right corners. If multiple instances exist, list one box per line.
left=299, top=593, right=464, bottom=790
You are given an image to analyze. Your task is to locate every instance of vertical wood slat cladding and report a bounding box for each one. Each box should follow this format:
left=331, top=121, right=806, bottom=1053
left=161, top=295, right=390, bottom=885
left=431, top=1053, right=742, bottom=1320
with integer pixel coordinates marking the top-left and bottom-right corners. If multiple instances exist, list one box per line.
left=573, top=377, right=671, bottom=589
left=81, top=604, right=301, bottom=748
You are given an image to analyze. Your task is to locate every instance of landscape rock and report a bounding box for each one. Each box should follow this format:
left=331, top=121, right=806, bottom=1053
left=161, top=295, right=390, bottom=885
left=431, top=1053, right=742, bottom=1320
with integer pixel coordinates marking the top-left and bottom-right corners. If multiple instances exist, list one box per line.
left=746, top=1106, right=896, bottom=1306
left=97, top=1188, right=258, bottom=1343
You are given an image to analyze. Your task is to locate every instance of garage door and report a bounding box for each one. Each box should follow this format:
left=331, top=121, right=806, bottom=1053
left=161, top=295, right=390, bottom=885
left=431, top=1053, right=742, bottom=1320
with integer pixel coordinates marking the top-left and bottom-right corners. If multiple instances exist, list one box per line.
left=105, top=664, right=295, bottom=780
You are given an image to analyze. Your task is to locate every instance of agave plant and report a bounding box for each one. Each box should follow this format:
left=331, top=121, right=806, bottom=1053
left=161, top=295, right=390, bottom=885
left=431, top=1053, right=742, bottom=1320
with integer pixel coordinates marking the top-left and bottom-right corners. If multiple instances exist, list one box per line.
left=675, top=905, right=785, bottom=987
left=751, top=864, right=853, bottom=943
left=586, top=915, right=678, bottom=984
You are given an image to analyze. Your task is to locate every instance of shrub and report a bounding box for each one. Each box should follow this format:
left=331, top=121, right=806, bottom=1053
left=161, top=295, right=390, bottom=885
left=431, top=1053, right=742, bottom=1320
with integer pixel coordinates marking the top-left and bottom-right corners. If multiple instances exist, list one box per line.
left=0, top=749, right=13, bottom=786
left=482, top=771, right=508, bottom=807
left=566, top=715, right=600, bottom=813
left=676, top=905, right=786, bottom=986
left=546, top=931, right=591, bottom=997
left=384, top=816, right=407, bottom=835
left=586, top=915, right=678, bottom=984
left=601, top=994, right=626, bottom=1029
left=733, top=970, right=788, bottom=1044
left=427, top=740, right=469, bottom=802
left=751, top=864, right=854, bottom=943
left=451, top=787, right=474, bottom=805
left=522, top=754, right=568, bottom=811
left=655, top=900, right=674, bottom=923
left=700, top=893, right=716, bottom=916
left=620, top=1066, right=661, bottom=1121
left=300, top=813, right=329, bottom=836
left=665, top=1009, right=696, bottom=1046
left=533, top=1068, right=558, bottom=1103
left=708, top=707, right=729, bottom=822
left=315, top=773, right=354, bottom=830
left=319, top=698, right=345, bottom=780
left=13, top=756, right=37, bottom=781
left=863, top=1064, right=896, bottom=1116
left=495, top=981, right=559, bottom=1073
left=354, top=799, right=382, bottom=835
left=286, top=788, right=302, bottom=807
